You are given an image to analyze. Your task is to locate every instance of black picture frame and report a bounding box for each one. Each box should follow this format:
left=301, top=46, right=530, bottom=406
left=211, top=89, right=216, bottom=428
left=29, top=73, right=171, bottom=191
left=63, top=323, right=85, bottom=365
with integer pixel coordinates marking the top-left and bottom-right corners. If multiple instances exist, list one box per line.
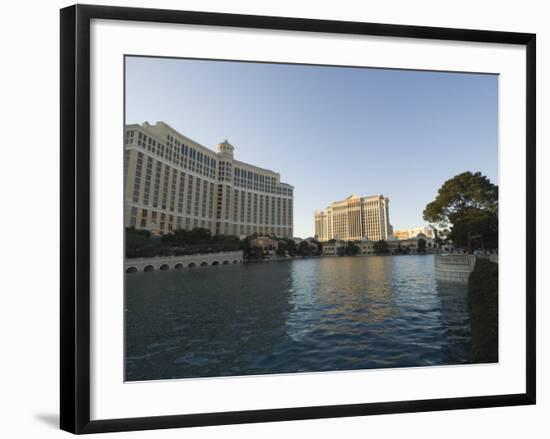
left=60, top=4, right=536, bottom=434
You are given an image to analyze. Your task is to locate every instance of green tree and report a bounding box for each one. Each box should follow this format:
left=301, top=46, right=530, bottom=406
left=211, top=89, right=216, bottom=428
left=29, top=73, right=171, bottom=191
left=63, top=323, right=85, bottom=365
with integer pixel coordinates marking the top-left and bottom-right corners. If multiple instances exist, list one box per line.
left=315, top=240, right=323, bottom=255
left=240, top=236, right=252, bottom=257
left=298, top=240, right=312, bottom=256
left=417, top=238, right=427, bottom=253
left=423, top=172, right=498, bottom=251
left=276, top=241, right=287, bottom=257
left=452, top=209, right=498, bottom=251
left=126, top=227, right=157, bottom=258
left=285, top=239, right=297, bottom=256
left=345, top=241, right=360, bottom=256
left=374, top=240, right=389, bottom=254
left=251, top=245, right=264, bottom=259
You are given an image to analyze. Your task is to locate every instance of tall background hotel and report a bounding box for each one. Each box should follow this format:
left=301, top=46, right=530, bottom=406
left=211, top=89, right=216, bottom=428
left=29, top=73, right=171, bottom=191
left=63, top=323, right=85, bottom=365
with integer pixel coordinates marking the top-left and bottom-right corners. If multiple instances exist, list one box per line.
left=315, top=194, right=392, bottom=242
left=124, top=122, right=294, bottom=238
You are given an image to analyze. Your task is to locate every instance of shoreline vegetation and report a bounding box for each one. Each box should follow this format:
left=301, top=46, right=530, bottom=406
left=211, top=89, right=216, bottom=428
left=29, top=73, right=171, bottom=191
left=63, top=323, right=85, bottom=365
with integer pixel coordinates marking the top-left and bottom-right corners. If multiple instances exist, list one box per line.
left=125, top=227, right=433, bottom=261
left=467, top=258, right=499, bottom=363
left=125, top=227, right=323, bottom=260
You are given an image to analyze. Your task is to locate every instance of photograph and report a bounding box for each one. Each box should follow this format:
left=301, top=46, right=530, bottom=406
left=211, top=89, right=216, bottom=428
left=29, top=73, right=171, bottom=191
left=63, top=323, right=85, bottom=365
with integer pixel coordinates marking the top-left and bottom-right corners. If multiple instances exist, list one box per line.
left=123, top=56, right=499, bottom=382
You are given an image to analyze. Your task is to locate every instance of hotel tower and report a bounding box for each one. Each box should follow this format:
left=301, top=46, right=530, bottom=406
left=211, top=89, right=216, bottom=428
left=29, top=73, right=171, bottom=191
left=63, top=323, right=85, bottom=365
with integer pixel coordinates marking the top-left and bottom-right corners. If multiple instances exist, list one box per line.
left=314, top=194, right=392, bottom=242
left=124, top=121, right=293, bottom=237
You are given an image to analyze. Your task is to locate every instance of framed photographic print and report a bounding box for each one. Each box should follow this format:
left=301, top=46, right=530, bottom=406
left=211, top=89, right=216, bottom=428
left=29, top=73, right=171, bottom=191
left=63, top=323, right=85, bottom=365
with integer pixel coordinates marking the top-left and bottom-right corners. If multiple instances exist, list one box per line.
left=60, top=4, right=536, bottom=434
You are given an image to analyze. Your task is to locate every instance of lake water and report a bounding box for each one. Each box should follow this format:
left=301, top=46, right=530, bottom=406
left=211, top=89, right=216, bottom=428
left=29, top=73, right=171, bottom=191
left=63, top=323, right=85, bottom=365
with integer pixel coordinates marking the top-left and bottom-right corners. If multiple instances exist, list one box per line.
left=125, top=255, right=475, bottom=381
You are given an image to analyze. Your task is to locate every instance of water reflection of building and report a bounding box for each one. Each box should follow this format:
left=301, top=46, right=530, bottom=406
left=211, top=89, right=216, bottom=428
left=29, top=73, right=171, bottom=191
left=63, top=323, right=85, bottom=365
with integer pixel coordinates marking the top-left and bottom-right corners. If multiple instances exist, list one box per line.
left=315, top=194, right=392, bottom=242
left=124, top=121, right=294, bottom=237
left=303, top=257, right=396, bottom=324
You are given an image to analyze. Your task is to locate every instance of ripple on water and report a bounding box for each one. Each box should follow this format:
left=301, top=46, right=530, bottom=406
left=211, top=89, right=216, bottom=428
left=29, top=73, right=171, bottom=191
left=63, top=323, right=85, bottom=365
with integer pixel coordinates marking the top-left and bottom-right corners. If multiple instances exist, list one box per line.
left=125, top=255, right=478, bottom=380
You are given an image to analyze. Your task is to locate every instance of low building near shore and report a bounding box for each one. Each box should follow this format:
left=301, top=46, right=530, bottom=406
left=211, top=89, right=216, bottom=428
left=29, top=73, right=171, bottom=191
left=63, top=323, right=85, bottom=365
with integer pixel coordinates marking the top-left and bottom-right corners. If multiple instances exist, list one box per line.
left=386, top=233, right=435, bottom=253
left=393, top=226, right=434, bottom=240
left=322, top=233, right=435, bottom=256
left=359, top=240, right=376, bottom=254
left=250, top=236, right=279, bottom=255
left=322, top=240, right=346, bottom=256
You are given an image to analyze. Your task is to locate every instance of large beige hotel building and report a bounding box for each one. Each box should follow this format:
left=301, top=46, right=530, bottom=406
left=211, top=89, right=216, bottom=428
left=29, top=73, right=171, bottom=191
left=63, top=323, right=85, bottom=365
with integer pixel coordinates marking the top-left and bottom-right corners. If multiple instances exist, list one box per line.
left=314, top=194, right=392, bottom=242
left=124, top=122, right=293, bottom=237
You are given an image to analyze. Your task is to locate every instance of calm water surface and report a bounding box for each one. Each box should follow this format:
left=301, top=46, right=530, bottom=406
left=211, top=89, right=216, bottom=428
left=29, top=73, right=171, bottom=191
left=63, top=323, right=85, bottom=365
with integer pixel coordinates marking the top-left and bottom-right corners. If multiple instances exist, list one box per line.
left=125, top=255, right=474, bottom=381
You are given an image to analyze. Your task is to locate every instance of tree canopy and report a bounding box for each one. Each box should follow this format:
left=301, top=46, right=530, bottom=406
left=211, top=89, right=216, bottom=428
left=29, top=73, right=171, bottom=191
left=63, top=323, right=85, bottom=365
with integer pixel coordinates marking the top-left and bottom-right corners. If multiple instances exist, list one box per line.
left=345, top=241, right=360, bottom=256
left=374, top=240, right=389, bottom=254
left=417, top=238, right=427, bottom=253
left=423, top=172, right=498, bottom=250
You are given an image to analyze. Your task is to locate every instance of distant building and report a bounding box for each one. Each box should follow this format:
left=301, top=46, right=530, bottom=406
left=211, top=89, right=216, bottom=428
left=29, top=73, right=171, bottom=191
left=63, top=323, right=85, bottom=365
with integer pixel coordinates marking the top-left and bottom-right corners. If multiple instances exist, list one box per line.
left=124, top=121, right=294, bottom=237
left=314, top=194, right=392, bottom=242
left=301, top=237, right=322, bottom=252
left=321, top=240, right=347, bottom=256
left=386, top=233, right=434, bottom=253
left=322, top=233, right=435, bottom=256
left=393, top=226, right=434, bottom=240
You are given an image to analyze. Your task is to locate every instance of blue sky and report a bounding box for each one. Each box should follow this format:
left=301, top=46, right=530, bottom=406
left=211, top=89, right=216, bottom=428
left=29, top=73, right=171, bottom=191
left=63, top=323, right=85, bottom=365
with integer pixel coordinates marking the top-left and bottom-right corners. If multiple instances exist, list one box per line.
left=126, top=56, right=498, bottom=238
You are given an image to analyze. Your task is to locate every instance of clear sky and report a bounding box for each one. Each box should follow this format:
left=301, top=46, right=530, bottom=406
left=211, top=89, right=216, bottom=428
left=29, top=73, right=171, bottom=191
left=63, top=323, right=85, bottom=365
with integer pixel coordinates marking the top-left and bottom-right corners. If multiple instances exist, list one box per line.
left=125, top=56, right=498, bottom=239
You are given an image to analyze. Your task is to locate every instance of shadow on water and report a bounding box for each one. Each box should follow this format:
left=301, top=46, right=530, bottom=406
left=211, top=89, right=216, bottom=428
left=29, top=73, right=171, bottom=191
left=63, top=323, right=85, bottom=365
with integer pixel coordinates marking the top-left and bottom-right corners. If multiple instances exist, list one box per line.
left=435, top=280, right=472, bottom=364
left=126, top=255, right=488, bottom=381
left=465, top=259, right=499, bottom=364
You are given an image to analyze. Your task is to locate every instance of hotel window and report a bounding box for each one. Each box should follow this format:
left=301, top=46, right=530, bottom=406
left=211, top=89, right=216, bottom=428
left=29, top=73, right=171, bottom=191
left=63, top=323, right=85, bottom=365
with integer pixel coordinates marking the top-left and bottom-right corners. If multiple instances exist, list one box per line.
left=186, top=175, right=193, bottom=215
left=123, top=150, right=130, bottom=177
left=152, top=162, right=162, bottom=208
left=233, top=190, right=239, bottom=221
left=288, top=200, right=293, bottom=225
left=194, top=178, right=201, bottom=216
left=240, top=191, right=245, bottom=222
left=258, top=195, right=264, bottom=223
left=170, top=170, right=177, bottom=212
left=201, top=180, right=208, bottom=218
left=177, top=173, right=185, bottom=214
left=132, top=152, right=143, bottom=203
left=271, top=198, right=275, bottom=225
left=224, top=187, right=231, bottom=220
left=161, top=166, right=170, bottom=210
left=209, top=183, right=214, bottom=218
left=139, top=209, right=147, bottom=227
left=143, top=158, right=153, bottom=206
left=130, top=207, right=137, bottom=226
